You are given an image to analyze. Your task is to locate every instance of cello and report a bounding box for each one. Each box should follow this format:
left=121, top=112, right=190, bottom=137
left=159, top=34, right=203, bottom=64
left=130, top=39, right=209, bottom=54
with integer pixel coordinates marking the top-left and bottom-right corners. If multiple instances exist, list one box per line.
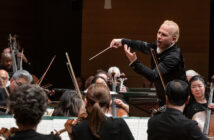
left=192, top=80, right=214, bottom=139
left=203, top=81, right=214, bottom=138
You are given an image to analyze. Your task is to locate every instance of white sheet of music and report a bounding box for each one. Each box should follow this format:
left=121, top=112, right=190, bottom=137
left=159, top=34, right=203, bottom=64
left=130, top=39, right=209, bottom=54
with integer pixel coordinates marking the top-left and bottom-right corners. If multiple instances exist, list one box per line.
left=0, top=116, right=149, bottom=140
left=124, top=117, right=149, bottom=140
left=53, top=118, right=70, bottom=140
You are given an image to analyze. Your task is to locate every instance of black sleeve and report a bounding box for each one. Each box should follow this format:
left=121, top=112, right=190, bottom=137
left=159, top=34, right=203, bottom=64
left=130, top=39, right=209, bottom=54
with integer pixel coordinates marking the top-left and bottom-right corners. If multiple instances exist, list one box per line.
left=119, top=118, right=135, bottom=140
left=130, top=51, right=181, bottom=82
left=188, top=120, right=209, bottom=140
left=122, top=38, right=153, bottom=54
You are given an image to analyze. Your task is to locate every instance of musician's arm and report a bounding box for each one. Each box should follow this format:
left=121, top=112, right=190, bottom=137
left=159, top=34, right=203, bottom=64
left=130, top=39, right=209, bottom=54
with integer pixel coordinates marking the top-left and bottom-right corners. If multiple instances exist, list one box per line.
left=129, top=52, right=180, bottom=82
left=122, top=38, right=154, bottom=54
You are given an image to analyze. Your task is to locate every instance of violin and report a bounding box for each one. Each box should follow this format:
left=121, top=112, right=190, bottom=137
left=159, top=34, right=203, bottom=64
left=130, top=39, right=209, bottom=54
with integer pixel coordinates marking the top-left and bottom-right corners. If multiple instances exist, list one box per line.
left=54, top=113, right=88, bottom=136
left=0, top=127, right=19, bottom=139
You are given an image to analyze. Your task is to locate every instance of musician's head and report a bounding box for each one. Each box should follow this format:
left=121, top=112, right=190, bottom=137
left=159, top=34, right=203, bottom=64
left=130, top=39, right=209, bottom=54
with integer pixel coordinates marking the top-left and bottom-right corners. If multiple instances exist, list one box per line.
left=108, top=66, right=120, bottom=79
left=186, top=69, right=199, bottom=82
left=165, top=80, right=189, bottom=106
left=189, top=75, right=208, bottom=102
left=96, top=69, right=108, bottom=81
left=8, top=84, right=48, bottom=128
left=92, top=76, right=108, bottom=87
left=0, top=69, right=9, bottom=88
left=86, top=84, right=111, bottom=138
left=54, top=90, right=84, bottom=117
left=2, top=47, right=10, bottom=54
left=1, top=52, right=13, bottom=70
left=157, top=20, right=179, bottom=50
left=10, top=70, right=33, bottom=92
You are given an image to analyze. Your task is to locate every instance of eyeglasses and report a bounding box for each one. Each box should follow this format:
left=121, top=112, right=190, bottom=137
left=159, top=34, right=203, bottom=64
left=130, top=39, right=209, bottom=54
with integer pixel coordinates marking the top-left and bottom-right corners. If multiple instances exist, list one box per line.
left=14, top=80, right=23, bottom=87
left=0, top=76, right=8, bottom=81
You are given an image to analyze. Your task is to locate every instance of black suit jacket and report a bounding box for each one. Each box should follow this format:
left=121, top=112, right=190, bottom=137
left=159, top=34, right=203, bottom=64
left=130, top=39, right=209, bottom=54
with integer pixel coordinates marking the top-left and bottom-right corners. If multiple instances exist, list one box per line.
left=8, top=129, right=60, bottom=140
left=122, top=39, right=187, bottom=105
left=147, top=108, right=208, bottom=140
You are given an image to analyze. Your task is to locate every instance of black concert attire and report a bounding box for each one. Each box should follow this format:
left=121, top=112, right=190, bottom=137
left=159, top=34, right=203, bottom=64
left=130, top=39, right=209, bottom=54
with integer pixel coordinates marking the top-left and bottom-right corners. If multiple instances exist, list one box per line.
left=147, top=108, right=208, bottom=140
left=72, top=117, right=134, bottom=140
left=184, top=101, right=207, bottom=119
left=8, top=129, right=60, bottom=140
left=122, top=39, right=187, bottom=105
left=0, top=87, right=10, bottom=106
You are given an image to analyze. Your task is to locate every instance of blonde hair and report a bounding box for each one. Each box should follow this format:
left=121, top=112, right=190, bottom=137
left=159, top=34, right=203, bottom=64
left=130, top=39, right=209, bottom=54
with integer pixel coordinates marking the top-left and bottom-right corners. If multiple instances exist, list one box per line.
left=162, top=20, right=180, bottom=42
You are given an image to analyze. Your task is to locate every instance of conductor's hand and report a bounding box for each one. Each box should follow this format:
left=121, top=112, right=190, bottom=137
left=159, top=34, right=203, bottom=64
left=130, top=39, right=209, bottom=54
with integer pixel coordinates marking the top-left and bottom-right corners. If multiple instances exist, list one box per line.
left=124, top=44, right=137, bottom=63
left=110, top=39, right=122, bottom=48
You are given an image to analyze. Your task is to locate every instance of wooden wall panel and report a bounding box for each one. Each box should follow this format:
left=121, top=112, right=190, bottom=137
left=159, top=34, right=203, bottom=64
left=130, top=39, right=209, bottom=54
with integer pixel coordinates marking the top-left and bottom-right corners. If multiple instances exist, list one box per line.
left=81, top=0, right=210, bottom=87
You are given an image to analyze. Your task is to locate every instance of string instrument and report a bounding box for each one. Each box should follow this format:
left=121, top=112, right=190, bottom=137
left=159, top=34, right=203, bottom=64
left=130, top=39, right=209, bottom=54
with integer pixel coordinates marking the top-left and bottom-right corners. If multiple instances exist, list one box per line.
left=118, top=73, right=127, bottom=92
left=9, top=34, right=18, bottom=73
left=54, top=113, right=88, bottom=136
left=0, top=127, right=19, bottom=139
left=203, top=81, right=214, bottom=138
left=192, top=81, right=214, bottom=139
left=35, top=55, right=56, bottom=98
left=110, top=71, right=117, bottom=117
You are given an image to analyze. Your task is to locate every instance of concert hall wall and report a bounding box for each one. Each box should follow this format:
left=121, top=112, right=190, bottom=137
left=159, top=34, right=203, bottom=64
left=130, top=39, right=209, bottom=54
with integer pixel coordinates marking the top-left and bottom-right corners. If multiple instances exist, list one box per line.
left=0, top=0, right=211, bottom=88
left=81, top=0, right=210, bottom=87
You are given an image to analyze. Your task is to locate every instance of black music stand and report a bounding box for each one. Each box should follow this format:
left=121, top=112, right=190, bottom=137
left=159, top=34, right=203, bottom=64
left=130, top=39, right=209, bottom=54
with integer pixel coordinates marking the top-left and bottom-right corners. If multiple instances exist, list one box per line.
left=119, top=88, right=159, bottom=117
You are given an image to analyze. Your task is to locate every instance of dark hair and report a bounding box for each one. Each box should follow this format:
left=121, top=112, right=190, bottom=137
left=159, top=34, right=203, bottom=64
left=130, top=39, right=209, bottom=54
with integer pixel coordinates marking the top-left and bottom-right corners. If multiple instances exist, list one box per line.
left=92, top=76, right=108, bottom=85
left=53, top=90, right=83, bottom=117
left=8, top=84, right=48, bottom=126
left=165, top=80, right=189, bottom=106
left=96, top=69, right=107, bottom=75
left=189, top=75, right=209, bottom=102
left=86, top=84, right=111, bottom=138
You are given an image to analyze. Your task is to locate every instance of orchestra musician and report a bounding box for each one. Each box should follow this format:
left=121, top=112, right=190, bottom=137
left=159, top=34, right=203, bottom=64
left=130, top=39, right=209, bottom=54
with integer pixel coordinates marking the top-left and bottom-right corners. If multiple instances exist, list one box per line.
left=5, top=84, right=60, bottom=140
left=2, top=47, right=29, bottom=65
left=184, top=75, right=214, bottom=119
left=186, top=69, right=199, bottom=82
left=110, top=20, right=187, bottom=106
left=53, top=90, right=86, bottom=117
left=91, top=76, right=129, bottom=116
left=107, top=66, right=128, bottom=93
left=0, top=69, right=10, bottom=88
left=0, top=70, right=33, bottom=106
left=147, top=80, right=208, bottom=140
left=0, top=53, right=13, bottom=77
left=64, top=84, right=134, bottom=140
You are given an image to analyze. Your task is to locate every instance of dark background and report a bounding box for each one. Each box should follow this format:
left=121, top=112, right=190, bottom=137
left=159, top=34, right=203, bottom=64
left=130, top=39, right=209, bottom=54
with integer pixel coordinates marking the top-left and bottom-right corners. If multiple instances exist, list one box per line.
left=0, top=0, right=82, bottom=88
left=210, top=0, right=214, bottom=80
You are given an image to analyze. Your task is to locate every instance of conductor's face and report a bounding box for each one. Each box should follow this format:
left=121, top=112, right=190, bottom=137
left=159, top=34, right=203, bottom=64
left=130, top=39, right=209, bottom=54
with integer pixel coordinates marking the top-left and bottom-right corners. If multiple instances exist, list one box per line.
left=156, top=24, right=177, bottom=50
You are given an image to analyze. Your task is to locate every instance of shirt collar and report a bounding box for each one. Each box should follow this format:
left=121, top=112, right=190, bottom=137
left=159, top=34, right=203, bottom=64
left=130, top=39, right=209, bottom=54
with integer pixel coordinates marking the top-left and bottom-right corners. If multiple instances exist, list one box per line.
left=156, top=43, right=175, bottom=54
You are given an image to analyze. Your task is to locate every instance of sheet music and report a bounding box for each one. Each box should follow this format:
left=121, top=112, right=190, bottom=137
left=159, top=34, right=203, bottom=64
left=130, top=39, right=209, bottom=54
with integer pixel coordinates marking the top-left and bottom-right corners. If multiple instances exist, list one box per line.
left=124, top=117, right=149, bottom=140
left=53, top=118, right=70, bottom=140
left=0, top=116, right=149, bottom=140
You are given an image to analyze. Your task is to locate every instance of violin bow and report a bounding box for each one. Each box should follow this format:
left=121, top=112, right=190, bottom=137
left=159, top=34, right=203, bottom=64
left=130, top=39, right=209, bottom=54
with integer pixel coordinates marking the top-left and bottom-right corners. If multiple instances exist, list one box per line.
left=150, top=49, right=166, bottom=90
left=65, top=52, right=82, bottom=100
left=37, top=55, right=56, bottom=86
